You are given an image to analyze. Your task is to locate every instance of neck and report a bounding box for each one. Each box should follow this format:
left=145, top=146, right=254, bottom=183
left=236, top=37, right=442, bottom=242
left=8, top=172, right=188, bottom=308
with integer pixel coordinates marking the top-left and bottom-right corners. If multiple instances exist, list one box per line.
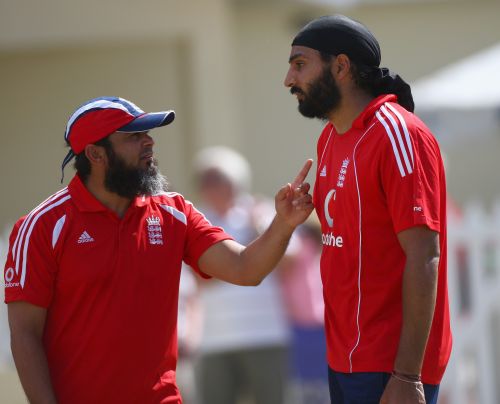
left=84, top=174, right=133, bottom=218
left=327, top=90, right=374, bottom=134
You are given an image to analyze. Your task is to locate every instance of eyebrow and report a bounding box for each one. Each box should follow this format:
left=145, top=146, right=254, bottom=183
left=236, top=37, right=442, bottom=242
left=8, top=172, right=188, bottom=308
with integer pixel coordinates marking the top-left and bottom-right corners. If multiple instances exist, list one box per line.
left=288, top=52, right=306, bottom=63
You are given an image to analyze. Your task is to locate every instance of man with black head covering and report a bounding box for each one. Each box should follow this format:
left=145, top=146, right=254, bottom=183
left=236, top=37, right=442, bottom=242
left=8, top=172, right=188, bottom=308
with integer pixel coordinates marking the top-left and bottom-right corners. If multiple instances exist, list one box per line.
left=284, top=15, right=451, bottom=404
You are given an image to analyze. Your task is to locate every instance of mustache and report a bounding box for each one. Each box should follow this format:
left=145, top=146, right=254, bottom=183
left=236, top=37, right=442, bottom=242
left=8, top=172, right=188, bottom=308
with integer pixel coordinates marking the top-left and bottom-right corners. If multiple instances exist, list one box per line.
left=140, top=148, right=154, bottom=159
left=290, top=86, right=304, bottom=96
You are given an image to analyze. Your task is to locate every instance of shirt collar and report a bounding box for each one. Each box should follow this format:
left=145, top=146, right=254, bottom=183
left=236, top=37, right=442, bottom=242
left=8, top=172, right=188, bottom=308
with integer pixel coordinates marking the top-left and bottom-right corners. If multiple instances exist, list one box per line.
left=68, top=175, right=147, bottom=213
left=351, top=94, right=397, bottom=130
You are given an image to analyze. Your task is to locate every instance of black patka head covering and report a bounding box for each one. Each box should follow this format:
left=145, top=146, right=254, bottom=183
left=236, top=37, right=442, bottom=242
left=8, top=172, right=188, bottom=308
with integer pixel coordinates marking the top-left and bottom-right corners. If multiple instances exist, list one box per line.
left=292, top=15, right=414, bottom=112
left=293, top=15, right=381, bottom=66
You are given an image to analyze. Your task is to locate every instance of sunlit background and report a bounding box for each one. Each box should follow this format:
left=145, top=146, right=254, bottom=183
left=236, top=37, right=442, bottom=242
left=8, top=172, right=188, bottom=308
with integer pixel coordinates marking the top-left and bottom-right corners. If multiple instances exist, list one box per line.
left=1, top=0, right=499, bottom=403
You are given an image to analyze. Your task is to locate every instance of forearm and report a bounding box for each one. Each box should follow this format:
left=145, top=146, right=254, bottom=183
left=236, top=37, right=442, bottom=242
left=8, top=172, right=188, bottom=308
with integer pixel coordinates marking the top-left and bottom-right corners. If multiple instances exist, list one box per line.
left=11, top=332, right=57, bottom=404
left=237, top=161, right=313, bottom=285
left=394, top=255, right=439, bottom=375
left=238, top=214, right=295, bottom=285
left=198, top=214, right=296, bottom=286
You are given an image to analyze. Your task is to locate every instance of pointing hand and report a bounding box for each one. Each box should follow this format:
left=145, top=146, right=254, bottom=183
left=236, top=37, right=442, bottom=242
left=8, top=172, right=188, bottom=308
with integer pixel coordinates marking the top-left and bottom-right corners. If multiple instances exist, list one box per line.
left=275, top=159, right=315, bottom=229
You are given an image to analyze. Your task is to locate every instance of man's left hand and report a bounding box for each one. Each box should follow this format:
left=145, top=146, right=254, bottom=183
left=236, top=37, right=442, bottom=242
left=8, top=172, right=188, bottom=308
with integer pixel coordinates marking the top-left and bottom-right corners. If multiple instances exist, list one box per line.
left=380, top=375, right=426, bottom=404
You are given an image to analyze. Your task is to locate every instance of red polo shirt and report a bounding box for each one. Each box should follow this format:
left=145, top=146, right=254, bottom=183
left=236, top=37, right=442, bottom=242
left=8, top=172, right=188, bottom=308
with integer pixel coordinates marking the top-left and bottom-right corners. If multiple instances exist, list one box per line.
left=314, top=95, right=452, bottom=384
left=4, top=175, right=232, bottom=403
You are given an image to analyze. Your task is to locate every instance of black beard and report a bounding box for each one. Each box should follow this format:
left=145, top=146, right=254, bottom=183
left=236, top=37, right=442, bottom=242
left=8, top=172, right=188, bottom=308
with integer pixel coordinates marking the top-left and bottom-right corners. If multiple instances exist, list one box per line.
left=292, top=66, right=342, bottom=120
left=104, top=148, right=168, bottom=198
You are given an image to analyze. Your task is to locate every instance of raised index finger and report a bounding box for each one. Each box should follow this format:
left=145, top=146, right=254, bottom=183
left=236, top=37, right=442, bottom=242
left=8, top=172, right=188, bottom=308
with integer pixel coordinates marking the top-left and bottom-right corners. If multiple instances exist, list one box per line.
left=291, top=159, right=313, bottom=189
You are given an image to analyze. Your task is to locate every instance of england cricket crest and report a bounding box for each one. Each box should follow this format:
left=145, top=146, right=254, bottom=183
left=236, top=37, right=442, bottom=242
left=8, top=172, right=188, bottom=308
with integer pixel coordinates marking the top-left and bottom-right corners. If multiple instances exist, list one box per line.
left=146, top=215, right=164, bottom=245
left=336, top=158, right=350, bottom=188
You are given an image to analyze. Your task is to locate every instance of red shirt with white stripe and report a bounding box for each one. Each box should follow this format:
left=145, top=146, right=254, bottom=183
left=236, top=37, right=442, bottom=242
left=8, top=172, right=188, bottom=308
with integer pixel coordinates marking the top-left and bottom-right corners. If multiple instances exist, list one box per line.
left=4, top=175, right=232, bottom=403
left=313, top=94, right=452, bottom=384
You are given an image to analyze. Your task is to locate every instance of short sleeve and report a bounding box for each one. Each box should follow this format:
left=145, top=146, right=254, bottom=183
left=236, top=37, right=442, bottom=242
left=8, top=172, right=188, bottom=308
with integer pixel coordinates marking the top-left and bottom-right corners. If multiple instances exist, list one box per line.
left=379, top=118, right=443, bottom=234
left=4, top=216, right=57, bottom=307
left=182, top=201, right=233, bottom=278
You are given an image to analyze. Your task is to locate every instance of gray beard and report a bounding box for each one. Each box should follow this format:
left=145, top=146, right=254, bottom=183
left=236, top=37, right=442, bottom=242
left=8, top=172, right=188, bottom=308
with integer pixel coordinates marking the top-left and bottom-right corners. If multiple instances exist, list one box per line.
left=104, top=155, right=169, bottom=198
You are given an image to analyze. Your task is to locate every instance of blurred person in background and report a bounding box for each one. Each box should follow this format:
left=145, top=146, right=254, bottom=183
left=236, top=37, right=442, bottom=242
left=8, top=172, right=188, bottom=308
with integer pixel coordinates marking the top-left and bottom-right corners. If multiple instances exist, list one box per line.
left=193, top=146, right=290, bottom=404
left=278, top=216, right=329, bottom=404
left=284, top=15, right=452, bottom=404
left=3, top=97, right=314, bottom=404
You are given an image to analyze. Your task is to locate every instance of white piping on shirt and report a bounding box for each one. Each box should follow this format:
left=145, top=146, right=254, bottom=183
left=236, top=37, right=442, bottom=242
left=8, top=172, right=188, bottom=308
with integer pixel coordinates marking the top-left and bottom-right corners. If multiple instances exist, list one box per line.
left=348, top=121, right=377, bottom=372
left=318, top=126, right=335, bottom=172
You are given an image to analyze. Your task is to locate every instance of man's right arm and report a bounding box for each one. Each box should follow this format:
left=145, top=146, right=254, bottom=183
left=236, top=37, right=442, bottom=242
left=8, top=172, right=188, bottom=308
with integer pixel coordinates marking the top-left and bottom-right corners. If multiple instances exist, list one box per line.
left=8, top=301, right=57, bottom=404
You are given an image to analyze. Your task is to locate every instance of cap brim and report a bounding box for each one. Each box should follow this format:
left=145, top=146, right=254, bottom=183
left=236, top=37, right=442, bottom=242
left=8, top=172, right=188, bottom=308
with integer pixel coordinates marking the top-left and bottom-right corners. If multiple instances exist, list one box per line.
left=117, top=110, right=175, bottom=132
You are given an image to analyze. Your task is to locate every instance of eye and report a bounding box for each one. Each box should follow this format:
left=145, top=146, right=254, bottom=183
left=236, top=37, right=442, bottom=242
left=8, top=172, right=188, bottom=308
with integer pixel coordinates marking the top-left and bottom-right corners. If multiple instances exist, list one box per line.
left=295, top=61, right=305, bottom=71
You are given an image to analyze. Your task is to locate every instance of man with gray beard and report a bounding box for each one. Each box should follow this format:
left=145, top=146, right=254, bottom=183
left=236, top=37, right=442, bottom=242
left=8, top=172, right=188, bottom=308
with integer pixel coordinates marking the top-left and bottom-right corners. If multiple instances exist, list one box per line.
left=3, top=96, right=314, bottom=404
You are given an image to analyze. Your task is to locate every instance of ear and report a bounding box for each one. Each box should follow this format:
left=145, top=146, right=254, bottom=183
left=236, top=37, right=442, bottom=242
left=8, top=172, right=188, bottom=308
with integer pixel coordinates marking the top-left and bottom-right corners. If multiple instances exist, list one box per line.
left=332, top=54, right=352, bottom=81
left=84, top=144, right=106, bottom=165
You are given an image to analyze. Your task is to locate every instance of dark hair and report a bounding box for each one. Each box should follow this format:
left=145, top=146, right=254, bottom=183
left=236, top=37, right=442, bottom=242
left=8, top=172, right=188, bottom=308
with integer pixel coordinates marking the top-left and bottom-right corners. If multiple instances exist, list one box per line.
left=349, top=62, right=380, bottom=97
left=320, top=51, right=375, bottom=96
left=71, top=137, right=112, bottom=182
left=319, top=51, right=334, bottom=64
left=319, top=51, right=414, bottom=112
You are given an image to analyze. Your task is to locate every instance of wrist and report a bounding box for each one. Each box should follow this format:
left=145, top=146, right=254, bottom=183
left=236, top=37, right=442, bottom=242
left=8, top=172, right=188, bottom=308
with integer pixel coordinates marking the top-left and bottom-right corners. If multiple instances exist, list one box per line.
left=392, top=370, right=422, bottom=384
left=272, top=214, right=296, bottom=236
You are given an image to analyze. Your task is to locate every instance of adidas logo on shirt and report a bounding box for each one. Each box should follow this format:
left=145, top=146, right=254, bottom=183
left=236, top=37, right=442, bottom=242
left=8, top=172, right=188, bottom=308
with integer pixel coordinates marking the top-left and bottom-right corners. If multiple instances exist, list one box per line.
left=320, top=165, right=327, bottom=177
left=78, top=231, right=95, bottom=244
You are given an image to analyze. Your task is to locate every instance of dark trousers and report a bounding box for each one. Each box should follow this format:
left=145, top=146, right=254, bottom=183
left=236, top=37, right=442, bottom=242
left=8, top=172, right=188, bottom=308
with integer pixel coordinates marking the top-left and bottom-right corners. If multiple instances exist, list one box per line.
left=328, top=368, right=440, bottom=404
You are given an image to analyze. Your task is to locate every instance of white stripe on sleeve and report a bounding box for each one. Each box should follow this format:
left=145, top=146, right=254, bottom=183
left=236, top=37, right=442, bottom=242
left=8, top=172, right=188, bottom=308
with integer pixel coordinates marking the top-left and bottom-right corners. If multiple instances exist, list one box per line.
left=20, top=195, right=71, bottom=288
left=385, top=103, right=414, bottom=168
left=375, top=111, right=406, bottom=177
left=380, top=105, right=413, bottom=174
left=14, top=189, right=69, bottom=275
left=160, top=205, right=187, bottom=225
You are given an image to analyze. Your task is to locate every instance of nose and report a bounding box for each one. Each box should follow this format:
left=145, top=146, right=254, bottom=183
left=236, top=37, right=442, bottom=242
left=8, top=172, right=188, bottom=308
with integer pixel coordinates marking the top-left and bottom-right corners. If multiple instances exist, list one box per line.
left=284, top=67, right=295, bottom=88
left=142, top=133, right=155, bottom=147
